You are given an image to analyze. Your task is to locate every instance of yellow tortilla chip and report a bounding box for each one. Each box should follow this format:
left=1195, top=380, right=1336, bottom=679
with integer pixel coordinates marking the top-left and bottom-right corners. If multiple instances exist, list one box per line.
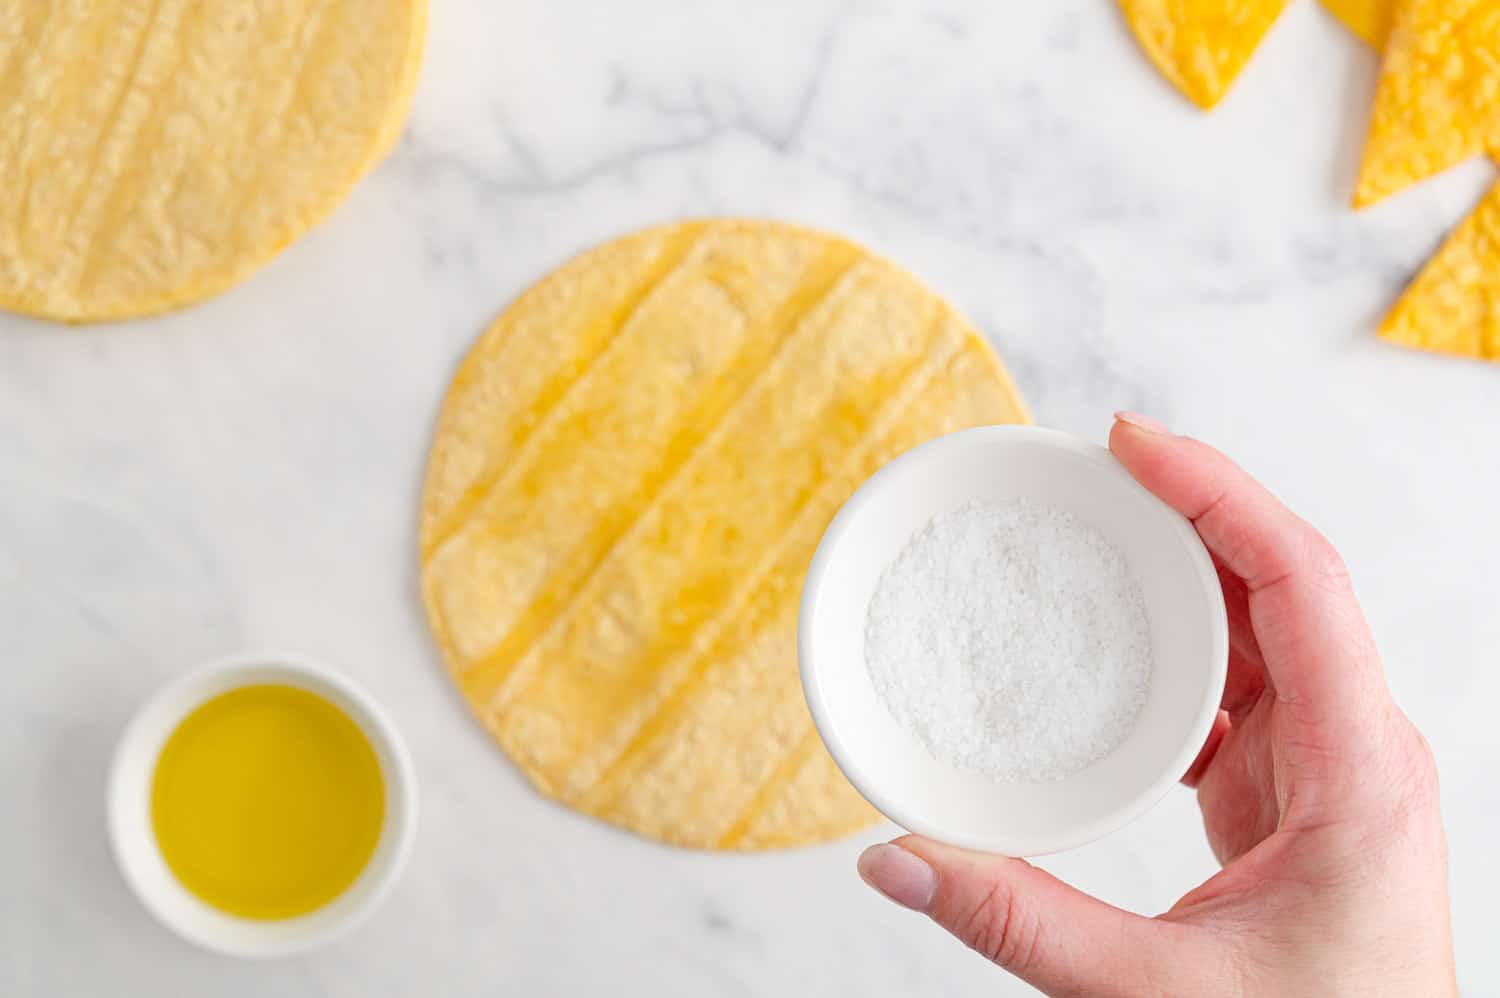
left=1380, top=181, right=1500, bottom=361
left=1321, top=0, right=1395, bottom=48
left=1354, top=0, right=1500, bottom=208
left=419, top=220, right=1029, bottom=849
left=1116, top=0, right=1289, bottom=109
left=0, top=0, right=426, bottom=322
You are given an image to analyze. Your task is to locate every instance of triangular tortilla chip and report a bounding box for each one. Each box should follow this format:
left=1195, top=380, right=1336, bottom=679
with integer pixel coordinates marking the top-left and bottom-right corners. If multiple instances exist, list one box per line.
left=1321, top=0, right=1395, bottom=48
left=1381, top=181, right=1500, bottom=361
left=1117, top=0, right=1289, bottom=109
left=1355, top=0, right=1500, bottom=208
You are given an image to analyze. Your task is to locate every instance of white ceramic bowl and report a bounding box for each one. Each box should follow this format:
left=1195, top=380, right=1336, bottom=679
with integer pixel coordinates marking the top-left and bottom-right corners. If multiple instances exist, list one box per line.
left=107, top=653, right=417, bottom=957
left=799, top=426, right=1227, bottom=856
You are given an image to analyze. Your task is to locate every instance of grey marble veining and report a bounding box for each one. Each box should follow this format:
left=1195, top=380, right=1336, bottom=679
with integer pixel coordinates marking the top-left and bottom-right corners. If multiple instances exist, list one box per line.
left=4, top=2, right=1497, bottom=995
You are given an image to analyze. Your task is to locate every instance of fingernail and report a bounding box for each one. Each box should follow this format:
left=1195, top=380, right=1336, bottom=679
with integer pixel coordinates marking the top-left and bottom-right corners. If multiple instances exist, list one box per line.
left=1114, top=410, right=1169, bottom=434
left=857, top=843, right=936, bottom=912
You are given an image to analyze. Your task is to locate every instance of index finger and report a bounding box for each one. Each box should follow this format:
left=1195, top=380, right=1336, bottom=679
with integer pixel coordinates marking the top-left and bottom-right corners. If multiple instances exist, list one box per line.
left=1108, top=414, right=1385, bottom=724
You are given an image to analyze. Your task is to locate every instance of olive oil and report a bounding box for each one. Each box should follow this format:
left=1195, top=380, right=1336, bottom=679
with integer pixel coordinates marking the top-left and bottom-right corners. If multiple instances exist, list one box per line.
left=150, top=684, right=384, bottom=920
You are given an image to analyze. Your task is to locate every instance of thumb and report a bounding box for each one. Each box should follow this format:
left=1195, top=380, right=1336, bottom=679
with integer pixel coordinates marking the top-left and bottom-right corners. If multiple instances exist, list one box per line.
left=858, top=837, right=1196, bottom=997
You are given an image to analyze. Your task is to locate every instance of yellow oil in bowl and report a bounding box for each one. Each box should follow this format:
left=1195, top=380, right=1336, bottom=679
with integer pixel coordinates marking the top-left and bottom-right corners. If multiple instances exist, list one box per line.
left=150, top=684, right=385, bottom=920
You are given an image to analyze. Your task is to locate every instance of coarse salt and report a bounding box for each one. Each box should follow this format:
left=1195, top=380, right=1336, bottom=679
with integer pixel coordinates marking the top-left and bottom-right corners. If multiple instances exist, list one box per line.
left=865, top=499, right=1153, bottom=782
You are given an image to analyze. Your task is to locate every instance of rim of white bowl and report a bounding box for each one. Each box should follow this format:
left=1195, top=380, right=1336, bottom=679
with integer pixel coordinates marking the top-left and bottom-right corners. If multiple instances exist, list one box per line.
left=799, top=425, right=1227, bottom=856
left=107, top=652, right=418, bottom=957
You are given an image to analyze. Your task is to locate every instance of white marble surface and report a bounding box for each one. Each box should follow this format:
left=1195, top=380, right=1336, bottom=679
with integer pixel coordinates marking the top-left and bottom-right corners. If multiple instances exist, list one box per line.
left=5, top=2, right=1498, bottom=994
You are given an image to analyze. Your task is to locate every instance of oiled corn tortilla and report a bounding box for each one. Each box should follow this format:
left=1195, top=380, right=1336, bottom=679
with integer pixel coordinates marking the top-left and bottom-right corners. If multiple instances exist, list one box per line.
left=420, top=220, right=1029, bottom=849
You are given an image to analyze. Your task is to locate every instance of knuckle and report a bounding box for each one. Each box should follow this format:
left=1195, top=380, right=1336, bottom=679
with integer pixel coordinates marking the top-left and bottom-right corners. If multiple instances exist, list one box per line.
left=1402, top=728, right=1441, bottom=803
left=1301, top=526, right=1350, bottom=586
left=1363, top=715, right=1444, bottom=835
left=955, top=880, right=1038, bottom=971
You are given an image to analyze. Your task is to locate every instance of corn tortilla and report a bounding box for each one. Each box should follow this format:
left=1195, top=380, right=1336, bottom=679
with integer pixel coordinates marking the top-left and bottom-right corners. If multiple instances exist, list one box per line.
left=419, top=220, right=1029, bottom=849
left=0, top=0, right=426, bottom=321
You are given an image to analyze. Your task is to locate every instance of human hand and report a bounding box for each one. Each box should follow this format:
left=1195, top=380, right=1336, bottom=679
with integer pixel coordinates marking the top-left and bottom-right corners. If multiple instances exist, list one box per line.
left=855, top=413, right=1456, bottom=997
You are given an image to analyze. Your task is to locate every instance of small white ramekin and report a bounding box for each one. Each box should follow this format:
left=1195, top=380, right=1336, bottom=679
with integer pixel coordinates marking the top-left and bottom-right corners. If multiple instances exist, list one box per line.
left=107, top=653, right=417, bottom=957
left=799, top=426, right=1227, bottom=857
